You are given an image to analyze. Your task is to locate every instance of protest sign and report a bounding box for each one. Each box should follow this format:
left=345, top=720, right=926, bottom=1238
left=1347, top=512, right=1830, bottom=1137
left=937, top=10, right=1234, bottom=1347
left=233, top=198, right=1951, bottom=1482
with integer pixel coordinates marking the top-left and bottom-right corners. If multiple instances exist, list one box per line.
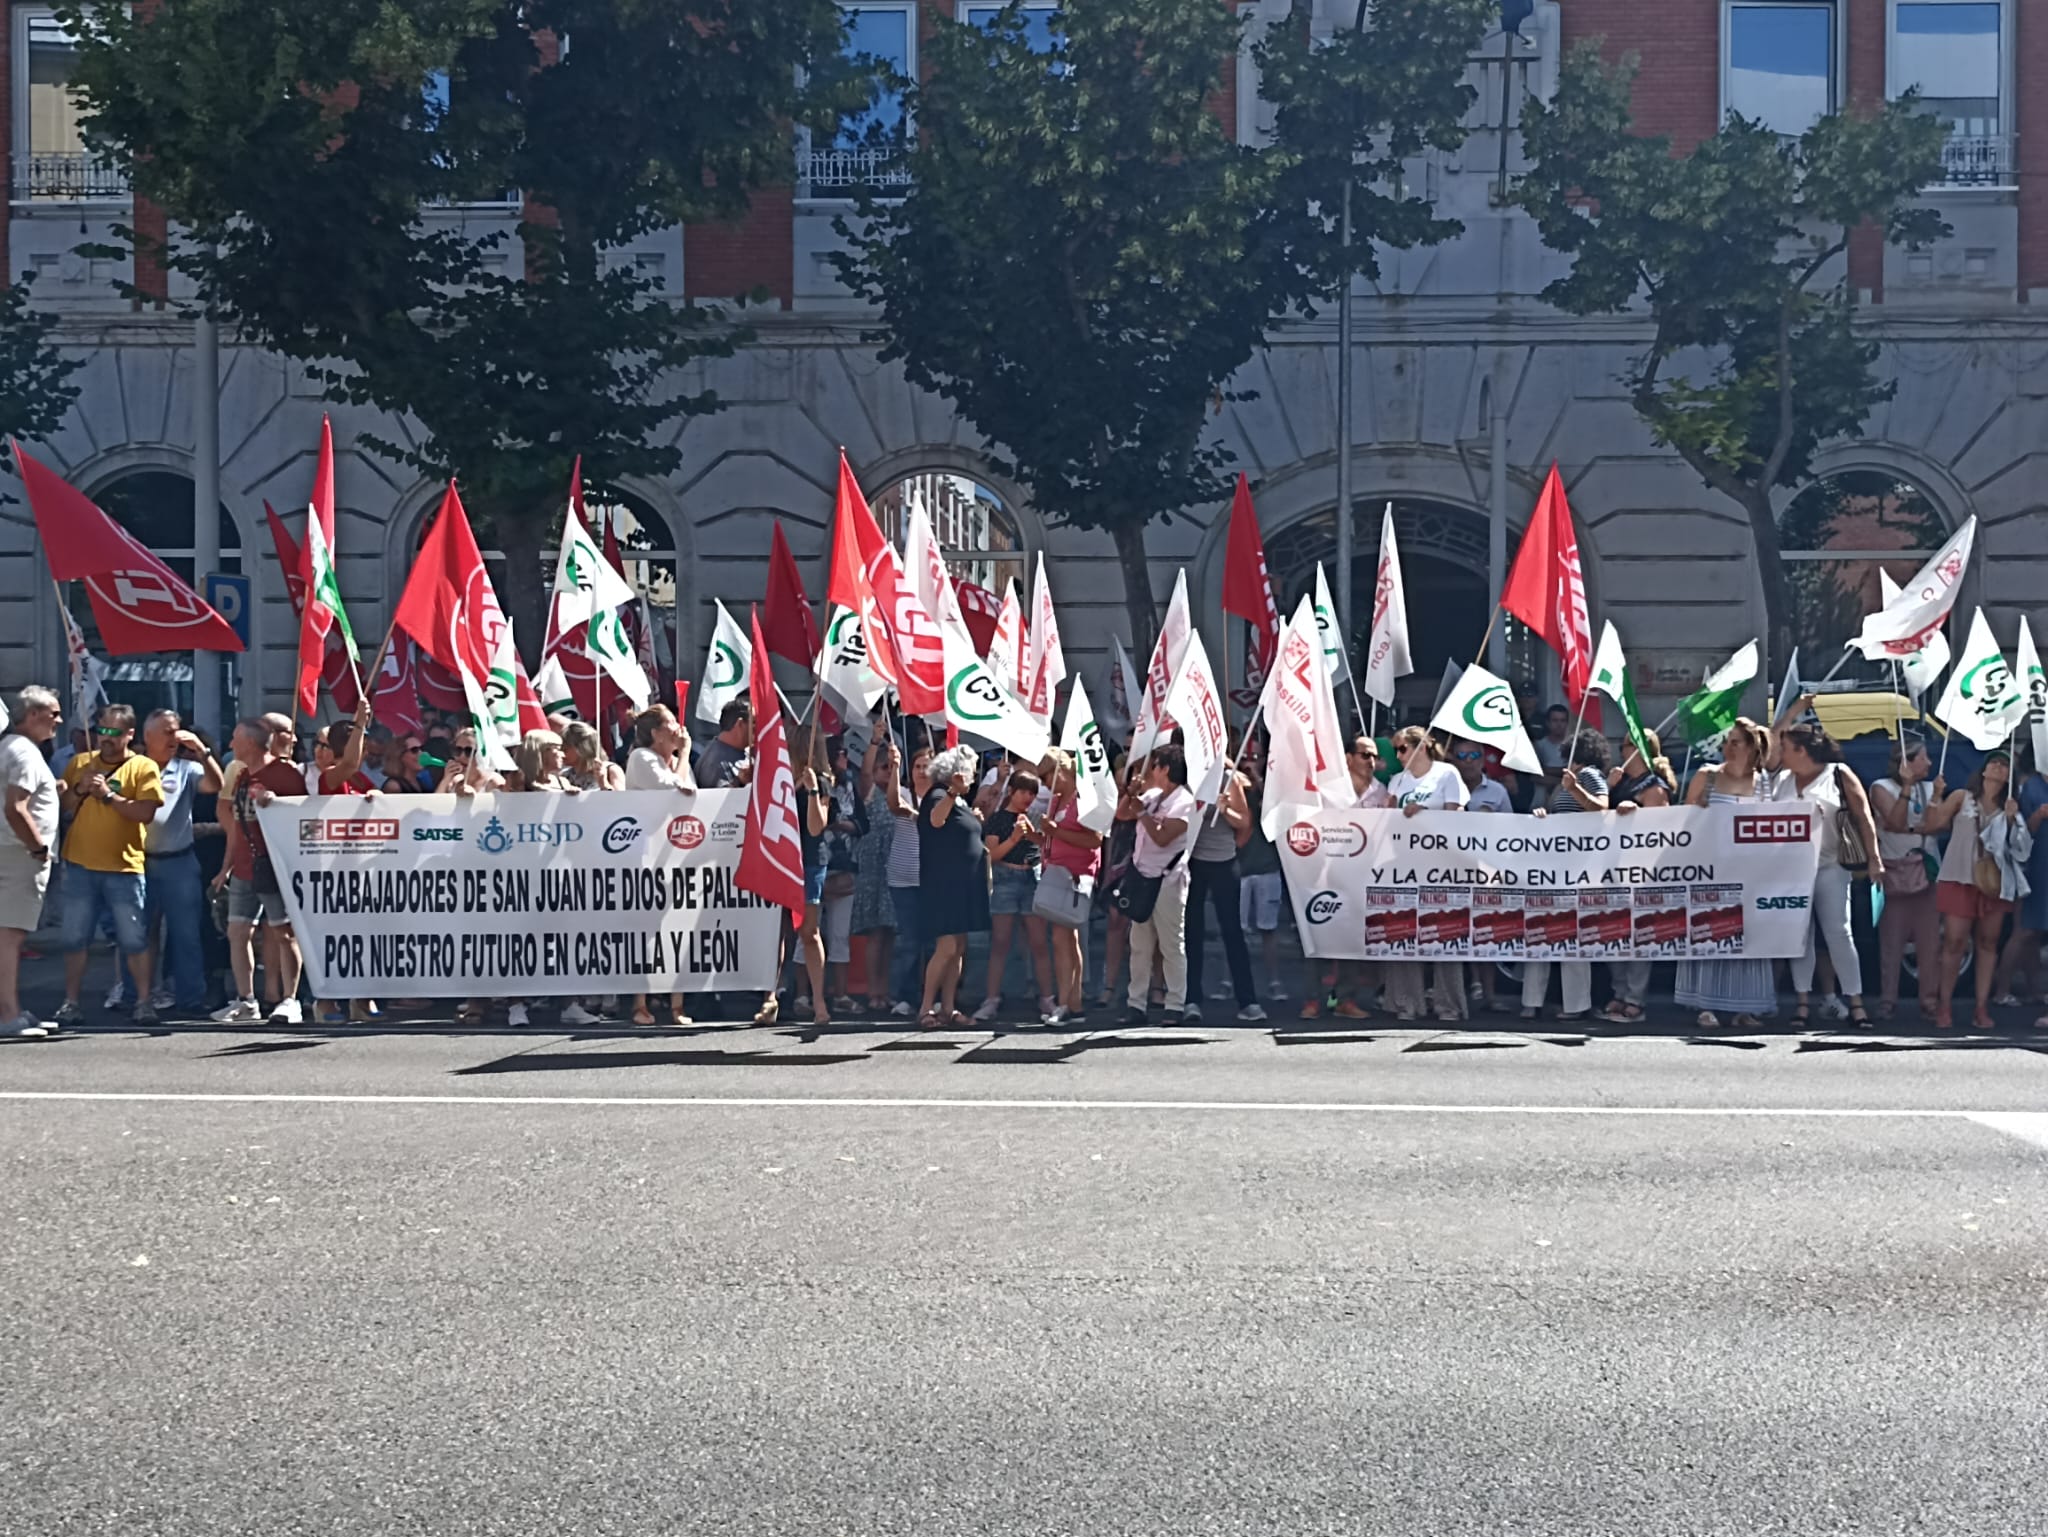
left=257, top=789, right=782, bottom=997
left=1280, top=804, right=1820, bottom=961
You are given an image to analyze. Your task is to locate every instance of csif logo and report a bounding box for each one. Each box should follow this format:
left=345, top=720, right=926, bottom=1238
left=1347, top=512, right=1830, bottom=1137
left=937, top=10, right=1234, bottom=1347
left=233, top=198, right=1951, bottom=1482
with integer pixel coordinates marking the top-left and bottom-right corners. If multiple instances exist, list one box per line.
left=602, top=816, right=645, bottom=854
left=947, top=665, right=1006, bottom=723
left=1460, top=683, right=1518, bottom=735
left=1305, top=891, right=1344, bottom=925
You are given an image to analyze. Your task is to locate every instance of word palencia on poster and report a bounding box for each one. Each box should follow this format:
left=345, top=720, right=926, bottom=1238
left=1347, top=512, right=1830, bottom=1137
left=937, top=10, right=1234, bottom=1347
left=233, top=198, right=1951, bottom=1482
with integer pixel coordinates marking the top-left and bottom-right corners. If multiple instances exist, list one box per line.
left=256, top=790, right=781, bottom=997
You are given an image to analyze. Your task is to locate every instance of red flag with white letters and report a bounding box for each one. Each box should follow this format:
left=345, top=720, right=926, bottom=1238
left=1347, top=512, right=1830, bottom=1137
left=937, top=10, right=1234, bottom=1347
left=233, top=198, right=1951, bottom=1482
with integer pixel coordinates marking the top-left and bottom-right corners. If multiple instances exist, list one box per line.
left=1502, top=463, right=1595, bottom=715
left=16, top=441, right=244, bottom=655
left=734, top=606, right=806, bottom=917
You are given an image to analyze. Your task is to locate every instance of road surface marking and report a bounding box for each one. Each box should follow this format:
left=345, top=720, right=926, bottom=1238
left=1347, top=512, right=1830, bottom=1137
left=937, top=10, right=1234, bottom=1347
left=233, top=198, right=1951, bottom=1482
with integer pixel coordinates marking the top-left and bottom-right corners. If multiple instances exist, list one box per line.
left=0, top=1090, right=2032, bottom=1119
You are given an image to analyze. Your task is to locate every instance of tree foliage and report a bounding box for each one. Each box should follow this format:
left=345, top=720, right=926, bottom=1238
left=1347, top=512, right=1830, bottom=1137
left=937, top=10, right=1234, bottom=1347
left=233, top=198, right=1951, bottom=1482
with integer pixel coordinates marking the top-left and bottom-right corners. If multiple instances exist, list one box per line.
left=58, top=0, right=860, bottom=651
left=1515, top=43, right=1949, bottom=668
left=834, top=0, right=1493, bottom=648
left=0, top=276, right=82, bottom=479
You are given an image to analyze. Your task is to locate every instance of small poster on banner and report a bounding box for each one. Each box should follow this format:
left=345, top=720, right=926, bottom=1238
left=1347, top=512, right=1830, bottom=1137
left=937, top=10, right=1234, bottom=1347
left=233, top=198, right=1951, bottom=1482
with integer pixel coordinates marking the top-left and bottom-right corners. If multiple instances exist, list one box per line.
left=1417, top=887, right=1470, bottom=953
left=1578, top=889, right=1633, bottom=955
left=1632, top=886, right=1690, bottom=956
left=1364, top=888, right=1417, bottom=955
left=1689, top=884, right=1746, bottom=954
left=1470, top=889, right=1525, bottom=955
left=1524, top=892, right=1579, bottom=955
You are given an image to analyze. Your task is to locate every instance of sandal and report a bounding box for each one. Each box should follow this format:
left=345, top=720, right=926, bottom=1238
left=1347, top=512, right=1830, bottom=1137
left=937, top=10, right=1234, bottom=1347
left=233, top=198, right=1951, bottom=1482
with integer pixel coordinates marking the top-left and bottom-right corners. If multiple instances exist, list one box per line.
left=753, top=998, right=781, bottom=1027
left=1972, top=1011, right=1998, bottom=1032
left=1850, top=1004, right=1872, bottom=1029
left=1599, top=1001, right=1643, bottom=1024
left=1792, top=1002, right=1811, bottom=1026
left=1733, top=1014, right=1763, bottom=1031
left=917, top=1009, right=942, bottom=1030
left=1695, top=1011, right=1722, bottom=1031
left=630, top=1008, right=656, bottom=1027
left=1873, top=1000, right=1896, bottom=1022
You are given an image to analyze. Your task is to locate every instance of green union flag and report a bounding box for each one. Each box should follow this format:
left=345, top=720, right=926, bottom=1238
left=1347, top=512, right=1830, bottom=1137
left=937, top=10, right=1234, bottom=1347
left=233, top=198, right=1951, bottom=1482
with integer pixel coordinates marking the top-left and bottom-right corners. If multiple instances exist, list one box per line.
left=1674, top=641, right=1760, bottom=747
left=305, top=514, right=358, bottom=660
left=1587, top=622, right=1652, bottom=767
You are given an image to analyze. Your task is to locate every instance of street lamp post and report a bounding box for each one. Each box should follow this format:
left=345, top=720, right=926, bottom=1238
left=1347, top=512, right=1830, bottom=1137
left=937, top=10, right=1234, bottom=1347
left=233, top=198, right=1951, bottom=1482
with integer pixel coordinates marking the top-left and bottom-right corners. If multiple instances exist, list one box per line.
left=192, top=302, right=221, bottom=739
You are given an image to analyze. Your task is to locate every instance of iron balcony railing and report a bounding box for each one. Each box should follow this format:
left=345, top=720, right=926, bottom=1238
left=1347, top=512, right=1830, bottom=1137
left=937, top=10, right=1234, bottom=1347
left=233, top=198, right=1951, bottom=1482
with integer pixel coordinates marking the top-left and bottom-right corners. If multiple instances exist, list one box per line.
left=799, top=145, right=914, bottom=199
left=1936, top=133, right=2014, bottom=188
left=13, top=151, right=128, bottom=202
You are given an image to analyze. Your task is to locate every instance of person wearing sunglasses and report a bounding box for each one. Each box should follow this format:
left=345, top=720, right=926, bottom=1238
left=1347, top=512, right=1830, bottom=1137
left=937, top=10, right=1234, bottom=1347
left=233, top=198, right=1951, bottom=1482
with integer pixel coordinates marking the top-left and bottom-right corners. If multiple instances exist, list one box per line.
left=1303, top=735, right=1391, bottom=1020
left=53, top=704, right=166, bottom=1027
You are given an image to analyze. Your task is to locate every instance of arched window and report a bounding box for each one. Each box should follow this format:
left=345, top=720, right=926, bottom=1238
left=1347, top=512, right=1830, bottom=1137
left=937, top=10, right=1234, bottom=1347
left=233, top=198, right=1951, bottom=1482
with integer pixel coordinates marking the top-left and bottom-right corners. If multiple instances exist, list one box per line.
left=1779, top=471, right=1950, bottom=686
left=66, top=470, right=240, bottom=721
left=869, top=470, right=1026, bottom=596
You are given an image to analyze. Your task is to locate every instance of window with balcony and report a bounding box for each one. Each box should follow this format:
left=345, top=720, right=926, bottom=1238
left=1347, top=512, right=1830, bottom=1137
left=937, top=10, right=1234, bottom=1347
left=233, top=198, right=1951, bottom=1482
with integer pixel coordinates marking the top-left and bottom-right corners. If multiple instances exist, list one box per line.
left=1722, top=2, right=1837, bottom=137
left=802, top=3, right=918, bottom=198
left=13, top=9, right=127, bottom=203
left=1890, top=1, right=2010, bottom=187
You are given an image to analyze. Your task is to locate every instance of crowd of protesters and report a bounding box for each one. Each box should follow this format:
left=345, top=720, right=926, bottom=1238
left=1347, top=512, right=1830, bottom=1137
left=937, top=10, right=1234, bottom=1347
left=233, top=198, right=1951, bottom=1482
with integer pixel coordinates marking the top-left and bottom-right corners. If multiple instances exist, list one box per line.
left=2, top=675, right=2045, bottom=1040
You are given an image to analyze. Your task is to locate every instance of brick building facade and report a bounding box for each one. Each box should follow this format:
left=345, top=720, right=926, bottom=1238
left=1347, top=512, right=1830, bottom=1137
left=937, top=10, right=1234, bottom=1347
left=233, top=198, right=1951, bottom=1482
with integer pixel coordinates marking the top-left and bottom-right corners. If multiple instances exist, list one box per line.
left=1, top=0, right=2043, bottom=731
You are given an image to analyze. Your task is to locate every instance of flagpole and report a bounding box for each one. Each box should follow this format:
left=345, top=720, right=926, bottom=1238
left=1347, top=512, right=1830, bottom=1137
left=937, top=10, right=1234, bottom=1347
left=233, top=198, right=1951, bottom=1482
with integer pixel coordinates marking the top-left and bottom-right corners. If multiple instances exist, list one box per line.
left=1474, top=604, right=1505, bottom=670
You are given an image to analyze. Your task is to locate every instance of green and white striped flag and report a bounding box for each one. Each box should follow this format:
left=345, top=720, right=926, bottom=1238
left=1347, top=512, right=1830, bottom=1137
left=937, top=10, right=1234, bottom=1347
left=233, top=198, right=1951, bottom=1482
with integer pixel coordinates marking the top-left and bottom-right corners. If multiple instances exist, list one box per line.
left=1587, top=622, right=1653, bottom=768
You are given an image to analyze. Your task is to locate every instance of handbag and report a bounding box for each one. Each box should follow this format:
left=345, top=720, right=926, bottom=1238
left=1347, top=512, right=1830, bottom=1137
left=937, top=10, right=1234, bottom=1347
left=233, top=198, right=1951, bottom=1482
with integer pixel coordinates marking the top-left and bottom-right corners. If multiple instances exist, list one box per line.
left=1975, top=853, right=2005, bottom=898
left=1108, top=853, right=1181, bottom=924
left=1836, top=799, right=1869, bottom=874
left=1032, top=863, right=1094, bottom=928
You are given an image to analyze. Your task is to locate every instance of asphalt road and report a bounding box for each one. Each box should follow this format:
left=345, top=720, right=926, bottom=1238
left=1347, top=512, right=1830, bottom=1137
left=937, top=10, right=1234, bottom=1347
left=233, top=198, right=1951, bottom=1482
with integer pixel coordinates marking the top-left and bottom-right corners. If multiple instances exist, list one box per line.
left=7, top=1023, right=2048, bottom=1535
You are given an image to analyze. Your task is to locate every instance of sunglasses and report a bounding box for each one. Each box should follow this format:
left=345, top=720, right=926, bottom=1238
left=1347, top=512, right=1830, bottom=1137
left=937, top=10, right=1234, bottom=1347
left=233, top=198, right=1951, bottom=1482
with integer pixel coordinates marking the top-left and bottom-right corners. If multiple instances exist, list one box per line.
left=1453, top=750, right=1483, bottom=761
left=96, top=726, right=128, bottom=737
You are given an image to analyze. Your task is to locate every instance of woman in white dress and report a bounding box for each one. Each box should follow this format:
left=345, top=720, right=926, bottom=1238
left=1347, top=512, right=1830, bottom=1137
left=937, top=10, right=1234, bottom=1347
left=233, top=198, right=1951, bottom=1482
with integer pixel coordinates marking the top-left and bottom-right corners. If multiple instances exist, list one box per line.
left=1771, top=724, right=1884, bottom=1029
left=1673, top=719, right=1778, bottom=1031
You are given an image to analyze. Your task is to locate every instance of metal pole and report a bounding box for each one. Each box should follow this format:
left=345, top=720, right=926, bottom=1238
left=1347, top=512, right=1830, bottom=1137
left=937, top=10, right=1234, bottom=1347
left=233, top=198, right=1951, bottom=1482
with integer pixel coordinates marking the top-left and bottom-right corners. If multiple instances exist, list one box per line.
left=192, top=302, right=222, bottom=740
left=1487, top=362, right=1509, bottom=679
left=1334, top=176, right=1355, bottom=653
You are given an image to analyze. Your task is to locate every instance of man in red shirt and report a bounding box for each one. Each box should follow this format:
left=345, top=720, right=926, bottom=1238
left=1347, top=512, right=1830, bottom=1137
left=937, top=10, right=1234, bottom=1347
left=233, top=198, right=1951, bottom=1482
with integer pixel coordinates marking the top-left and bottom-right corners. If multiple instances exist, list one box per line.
left=209, top=717, right=312, bottom=1023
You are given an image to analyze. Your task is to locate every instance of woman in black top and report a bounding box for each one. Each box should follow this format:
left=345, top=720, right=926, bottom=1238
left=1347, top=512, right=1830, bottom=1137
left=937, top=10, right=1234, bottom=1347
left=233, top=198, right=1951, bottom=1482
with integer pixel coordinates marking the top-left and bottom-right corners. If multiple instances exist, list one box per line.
left=916, top=745, right=990, bottom=1028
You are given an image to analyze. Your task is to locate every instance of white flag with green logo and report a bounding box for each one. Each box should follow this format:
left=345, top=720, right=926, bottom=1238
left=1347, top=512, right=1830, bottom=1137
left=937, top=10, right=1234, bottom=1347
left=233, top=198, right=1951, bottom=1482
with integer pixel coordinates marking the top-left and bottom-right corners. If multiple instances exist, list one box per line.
left=551, top=502, right=637, bottom=635
left=939, top=612, right=1050, bottom=763
left=1935, top=607, right=2025, bottom=752
left=1430, top=661, right=1541, bottom=776
left=1058, top=674, right=1117, bottom=834
left=697, top=599, right=752, bottom=727
left=1587, top=622, right=1653, bottom=768
left=816, top=603, right=888, bottom=716
left=534, top=652, right=578, bottom=718
left=1312, top=562, right=1344, bottom=680
left=473, top=622, right=522, bottom=772
left=580, top=603, right=653, bottom=711
left=2019, top=616, right=2048, bottom=776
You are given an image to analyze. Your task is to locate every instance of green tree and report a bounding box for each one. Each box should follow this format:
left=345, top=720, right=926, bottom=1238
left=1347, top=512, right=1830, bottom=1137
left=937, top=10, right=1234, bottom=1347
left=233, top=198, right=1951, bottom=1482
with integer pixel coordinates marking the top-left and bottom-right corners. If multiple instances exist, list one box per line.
left=0, top=275, right=82, bottom=478
left=1514, top=44, right=1949, bottom=669
left=57, top=0, right=860, bottom=653
left=834, top=0, right=1492, bottom=649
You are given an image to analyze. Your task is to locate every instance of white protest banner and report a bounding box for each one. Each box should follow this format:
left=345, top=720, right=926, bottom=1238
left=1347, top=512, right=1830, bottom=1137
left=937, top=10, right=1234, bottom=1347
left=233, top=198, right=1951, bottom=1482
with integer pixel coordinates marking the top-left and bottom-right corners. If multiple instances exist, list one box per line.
left=257, top=789, right=782, bottom=998
left=1163, top=628, right=1228, bottom=803
left=1279, top=803, right=1821, bottom=961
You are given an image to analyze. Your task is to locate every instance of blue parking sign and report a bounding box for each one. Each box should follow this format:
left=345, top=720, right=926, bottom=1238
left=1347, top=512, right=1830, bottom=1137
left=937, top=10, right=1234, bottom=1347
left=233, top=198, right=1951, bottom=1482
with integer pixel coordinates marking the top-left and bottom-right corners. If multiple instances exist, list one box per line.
left=202, top=572, right=251, bottom=650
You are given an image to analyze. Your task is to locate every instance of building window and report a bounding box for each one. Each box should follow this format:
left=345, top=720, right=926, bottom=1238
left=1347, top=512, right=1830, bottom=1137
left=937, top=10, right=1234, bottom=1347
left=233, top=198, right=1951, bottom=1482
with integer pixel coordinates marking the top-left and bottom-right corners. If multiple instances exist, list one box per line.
left=870, top=472, right=1025, bottom=596
left=12, top=9, right=128, bottom=203
left=958, top=2, right=1064, bottom=55
left=1722, top=3, right=1836, bottom=136
left=801, top=3, right=919, bottom=198
left=1778, top=470, right=1948, bottom=687
left=1890, top=1, right=2009, bottom=186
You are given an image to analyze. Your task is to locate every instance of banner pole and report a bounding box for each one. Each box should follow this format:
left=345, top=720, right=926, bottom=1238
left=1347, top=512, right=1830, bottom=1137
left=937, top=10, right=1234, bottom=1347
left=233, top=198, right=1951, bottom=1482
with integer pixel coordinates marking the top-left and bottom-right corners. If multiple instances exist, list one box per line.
left=1473, top=602, right=1503, bottom=670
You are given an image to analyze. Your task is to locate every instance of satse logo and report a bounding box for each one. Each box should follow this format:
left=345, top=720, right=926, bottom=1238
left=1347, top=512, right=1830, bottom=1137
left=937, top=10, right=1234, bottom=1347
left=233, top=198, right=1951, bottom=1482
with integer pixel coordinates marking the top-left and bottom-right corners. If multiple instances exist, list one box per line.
left=1755, top=895, right=1810, bottom=911
left=1305, top=891, right=1344, bottom=925
left=411, top=826, right=463, bottom=843
left=667, top=815, right=706, bottom=851
left=602, top=817, right=645, bottom=854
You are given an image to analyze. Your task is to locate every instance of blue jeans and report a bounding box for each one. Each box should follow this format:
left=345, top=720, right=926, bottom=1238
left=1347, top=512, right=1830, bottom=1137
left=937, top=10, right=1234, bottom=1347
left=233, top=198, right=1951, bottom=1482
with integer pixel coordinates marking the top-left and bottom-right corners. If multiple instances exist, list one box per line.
left=890, top=885, right=926, bottom=1001
left=61, top=866, right=149, bottom=956
left=144, top=850, right=207, bottom=1008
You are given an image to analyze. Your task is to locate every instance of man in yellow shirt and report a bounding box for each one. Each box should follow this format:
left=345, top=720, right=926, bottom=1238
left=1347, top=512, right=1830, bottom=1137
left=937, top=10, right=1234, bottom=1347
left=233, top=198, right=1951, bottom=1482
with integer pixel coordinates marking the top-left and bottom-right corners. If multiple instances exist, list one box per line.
left=54, top=703, right=164, bottom=1028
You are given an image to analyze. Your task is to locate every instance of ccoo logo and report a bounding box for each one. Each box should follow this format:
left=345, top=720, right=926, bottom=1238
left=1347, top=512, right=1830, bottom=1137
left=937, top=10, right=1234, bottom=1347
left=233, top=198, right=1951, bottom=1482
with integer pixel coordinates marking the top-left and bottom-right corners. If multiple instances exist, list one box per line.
left=1305, top=891, right=1344, bottom=925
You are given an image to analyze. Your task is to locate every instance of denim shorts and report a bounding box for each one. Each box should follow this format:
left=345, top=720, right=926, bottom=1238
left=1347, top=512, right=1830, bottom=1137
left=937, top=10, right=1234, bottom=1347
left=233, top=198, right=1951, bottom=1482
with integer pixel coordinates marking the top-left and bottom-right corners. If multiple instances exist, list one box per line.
left=227, top=874, right=290, bottom=928
left=990, top=862, right=1040, bottom=916
left=805, top=864, right=827, bottom=906
left=60, top=866, right=149, bottom=955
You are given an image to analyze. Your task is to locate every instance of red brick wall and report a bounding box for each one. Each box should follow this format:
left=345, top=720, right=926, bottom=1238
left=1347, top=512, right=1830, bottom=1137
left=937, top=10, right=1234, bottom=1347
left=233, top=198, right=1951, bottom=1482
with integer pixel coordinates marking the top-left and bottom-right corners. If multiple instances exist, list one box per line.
left=684, top=187, right=795, bottom=308
left=2021, top=0, right=2048, bottom=296
left=1560, top=0, right=1719, bottom=151
left=1845, top=0, right=1887, bottom=299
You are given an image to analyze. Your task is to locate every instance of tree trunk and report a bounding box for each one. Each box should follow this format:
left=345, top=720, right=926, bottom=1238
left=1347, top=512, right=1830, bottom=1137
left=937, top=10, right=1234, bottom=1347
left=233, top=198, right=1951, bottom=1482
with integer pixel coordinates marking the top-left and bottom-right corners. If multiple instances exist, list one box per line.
left=1110, top=518, right=1159, bottom=660
left=1742, top=486, right=1796, bottom=691
left=494, top=510, right=553, bottom=673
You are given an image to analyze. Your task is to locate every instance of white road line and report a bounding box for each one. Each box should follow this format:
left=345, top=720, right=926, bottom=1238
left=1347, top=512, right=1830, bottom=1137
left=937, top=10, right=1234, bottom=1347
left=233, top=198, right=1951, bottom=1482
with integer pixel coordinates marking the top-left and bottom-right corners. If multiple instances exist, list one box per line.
left=1967, top=1112, right=2048, bottom=1152
left=0, top=1090, right=2022, bottom=1118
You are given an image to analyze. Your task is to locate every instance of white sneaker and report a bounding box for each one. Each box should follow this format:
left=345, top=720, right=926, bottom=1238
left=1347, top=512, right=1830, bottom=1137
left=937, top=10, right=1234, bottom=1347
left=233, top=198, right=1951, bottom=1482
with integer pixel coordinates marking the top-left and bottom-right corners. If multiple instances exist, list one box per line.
left=148, top=989, right=175, bottom=1012
left=103, top=982, right=129, bottom=1011
left=890, top=1000, right=914, bottom=1019
left=10, top=1015, right=47, bottom=1039
left=1265, top=980, right=1288, bottom=1001
left=1237, top=1004, right=1269, bottom=1022
left=507, top=1002, right=531, bottom=1028
left=1210, top=985, right=1233, bottom=1001
left=973, top=996, right=1002, bottom=1022
left=1818, top=994, right=1850, bottom=1021
left=559, top=1002, right=602, bottom=1027
left=268, top=998, right=303, bottom=1025
left=210, top=998, right=261, bottom=1023
left=1040, top=1006, right=1065, bottom=1027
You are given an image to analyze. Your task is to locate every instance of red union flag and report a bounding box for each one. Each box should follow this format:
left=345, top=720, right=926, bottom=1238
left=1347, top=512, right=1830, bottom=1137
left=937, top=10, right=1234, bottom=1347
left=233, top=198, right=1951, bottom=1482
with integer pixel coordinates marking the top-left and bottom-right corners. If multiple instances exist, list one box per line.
left=826, top=451, right=946, bottom=713
left=1501, top=463, right=1593, bottom=715
left=1163, top=629, right=1228, bottom=802
left=1220, top=474, right=1280, bottom=708
left=734, top=606, right=806, bottom=916
left=369, top=636, right=424, bottom=737
left=15, top=440, right=243, bottom=654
